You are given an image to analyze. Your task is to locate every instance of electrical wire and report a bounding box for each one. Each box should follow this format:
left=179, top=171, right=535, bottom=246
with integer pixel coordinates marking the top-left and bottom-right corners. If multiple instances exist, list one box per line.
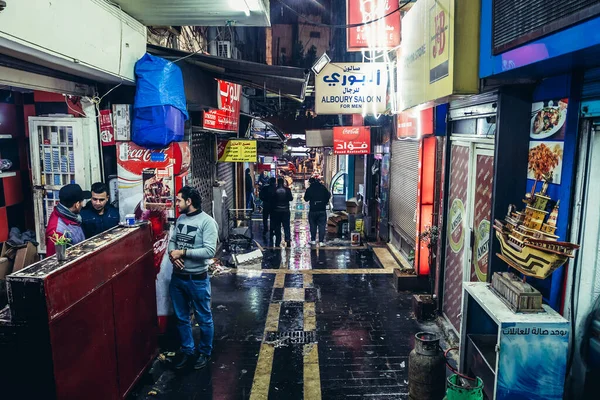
left=444, top=347, right=478, bottom=381
left=275, top=0, right=412, bottom=29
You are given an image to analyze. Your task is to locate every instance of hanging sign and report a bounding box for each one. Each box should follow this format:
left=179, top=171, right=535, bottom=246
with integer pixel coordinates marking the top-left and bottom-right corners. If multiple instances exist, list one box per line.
left=333, top=126, right=371, bottom=155
left=397, top=107, right=434, bottom=138
left=99, top=109, right=115, bottom=146
left=397, top=0, right=479, bottom=111
left=217, top=139, right=257, bottom=162
left=346, top=0, right=401, bottom=51
left=203, top=80, right=241, bottom=132
left=316, top=62, right=388, bottom=115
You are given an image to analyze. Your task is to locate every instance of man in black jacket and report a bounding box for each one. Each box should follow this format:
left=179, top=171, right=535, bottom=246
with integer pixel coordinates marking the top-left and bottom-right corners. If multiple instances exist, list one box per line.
left=259, top=177, right=276, bottom=236
left=271, top=177, right=293, bottom=247
left=81, top=182, right=120, bottom=238
left=245, top=168, right=254, bottom=210
left=304, top=177, right=331, bottom=246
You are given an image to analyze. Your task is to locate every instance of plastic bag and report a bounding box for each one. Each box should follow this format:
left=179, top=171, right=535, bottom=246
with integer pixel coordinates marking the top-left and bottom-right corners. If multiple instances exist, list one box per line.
left=133, top=53, right=189, bottom=119
left=132, top=54, right=188, bottom=148
left=132, top=105, right=185, bottom=149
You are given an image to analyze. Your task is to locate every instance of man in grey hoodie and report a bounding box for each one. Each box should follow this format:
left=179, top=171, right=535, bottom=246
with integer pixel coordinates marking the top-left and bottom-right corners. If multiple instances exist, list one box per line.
left=168, top=186, right=218, bottom=371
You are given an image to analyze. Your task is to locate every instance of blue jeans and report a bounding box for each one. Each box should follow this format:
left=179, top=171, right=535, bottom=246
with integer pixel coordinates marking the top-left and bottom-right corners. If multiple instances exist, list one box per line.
left=170, top=275, right=214, bottom=356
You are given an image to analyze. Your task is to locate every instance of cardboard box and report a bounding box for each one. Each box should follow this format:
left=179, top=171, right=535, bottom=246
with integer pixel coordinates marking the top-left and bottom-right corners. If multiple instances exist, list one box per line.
left=113, top=104, right=132, bottom=141
left=346, top=199, right=359, bottom=214
left=2, top=242, right=38, bottom=274
left=0, top=257, right=12, bottom=279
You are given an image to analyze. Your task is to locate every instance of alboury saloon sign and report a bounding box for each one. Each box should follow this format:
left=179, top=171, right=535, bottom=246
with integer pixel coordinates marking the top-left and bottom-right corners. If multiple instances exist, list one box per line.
left=315, top=62, right=388, bottom=115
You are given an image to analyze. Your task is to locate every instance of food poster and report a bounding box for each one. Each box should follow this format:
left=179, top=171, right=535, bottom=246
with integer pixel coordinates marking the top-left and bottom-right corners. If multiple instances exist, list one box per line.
left=443, top=144, right=470, bottom=332
left=497, top=322, right=569, bottom=400
left=528, top=98, right=567, bottom=184
left=472, top=154, right=494, bottom=282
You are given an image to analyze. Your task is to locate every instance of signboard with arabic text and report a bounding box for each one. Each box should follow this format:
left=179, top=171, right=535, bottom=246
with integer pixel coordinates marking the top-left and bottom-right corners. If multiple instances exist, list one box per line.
left=346, top=0, right=401, bottom=51
left=333, top=126, right=371, bottom=155
left=203, top=80, right=241, bottom=132
left=316, top=62, right=388, bottom=115
left=217, top=139, right=257, bottom=163
left=397, top=0, right=479, bottom=112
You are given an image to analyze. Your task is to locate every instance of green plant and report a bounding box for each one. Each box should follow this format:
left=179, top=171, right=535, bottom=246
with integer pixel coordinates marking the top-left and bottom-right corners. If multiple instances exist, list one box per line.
left=420, top=225, right=440, bottom=250
left=48, top=232, right=71, bottom=246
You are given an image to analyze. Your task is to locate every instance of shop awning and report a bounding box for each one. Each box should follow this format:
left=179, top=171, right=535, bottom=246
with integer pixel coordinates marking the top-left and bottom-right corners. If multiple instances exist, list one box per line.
left=147, top=44, right=309, bottom=101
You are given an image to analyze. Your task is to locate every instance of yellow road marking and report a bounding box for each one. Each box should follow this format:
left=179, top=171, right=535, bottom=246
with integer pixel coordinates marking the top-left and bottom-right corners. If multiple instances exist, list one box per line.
left=304, top=302, right=316, bottom=331
left=283, top=287, right=305, bottom=302
left=303, top=274, right=313, bottom=287
left=264, top=303, right=281, bottom=333
left=303, top=344, right=322, bottom=399
left=274, top=273, right=285, bottom=288
left=249, top=344, right=275, bottom=400
left=235, top=269, right=393, bottom=275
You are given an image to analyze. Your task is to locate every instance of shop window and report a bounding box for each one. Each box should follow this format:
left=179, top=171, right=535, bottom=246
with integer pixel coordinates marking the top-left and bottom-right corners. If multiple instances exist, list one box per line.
left=333, top=174, right=345, bottom=195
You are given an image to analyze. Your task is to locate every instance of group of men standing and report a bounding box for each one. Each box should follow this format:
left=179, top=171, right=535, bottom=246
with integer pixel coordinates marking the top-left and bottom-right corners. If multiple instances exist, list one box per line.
left=45, top=182, right=120, bottom=256
left=259, top=176, right=331, bottom=247
left=45, top=182, right=218, bottom=372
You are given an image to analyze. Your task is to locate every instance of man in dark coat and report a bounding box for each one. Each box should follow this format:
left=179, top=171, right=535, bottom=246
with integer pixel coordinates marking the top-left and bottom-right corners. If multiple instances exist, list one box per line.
left=271, top=177, right=293, bottom=247
left=304, top=177, right=331, bottom=246
left=81, top=182, right=120, bottom=238
left=259, top=177, right=277, bottom=237
left=245, top=168, right=254, bottom=210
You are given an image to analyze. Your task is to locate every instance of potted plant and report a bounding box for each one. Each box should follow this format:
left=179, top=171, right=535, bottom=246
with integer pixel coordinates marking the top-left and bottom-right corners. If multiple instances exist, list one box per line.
left=49, top=232, right=71, bottom=261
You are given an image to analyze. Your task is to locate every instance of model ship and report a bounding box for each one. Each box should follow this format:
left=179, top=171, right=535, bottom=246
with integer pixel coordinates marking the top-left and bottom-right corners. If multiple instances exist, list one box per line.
left=493, top=178, right=579, bottom=280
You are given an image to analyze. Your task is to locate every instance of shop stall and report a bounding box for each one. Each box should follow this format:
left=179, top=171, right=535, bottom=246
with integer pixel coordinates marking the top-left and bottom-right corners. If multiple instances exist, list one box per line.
left=0, top=224, right=157, bottom=399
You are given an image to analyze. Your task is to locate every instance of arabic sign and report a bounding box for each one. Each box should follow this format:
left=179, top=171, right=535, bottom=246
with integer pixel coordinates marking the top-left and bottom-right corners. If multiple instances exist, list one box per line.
left=99, top=109, right=115, bottom=146
left=333, top=126, right=371, bottom=155
left=316, top=62, right=388, bottom=115
left=346, top=0, right=401, bottom=51
left=203, top=80, right=241, bottom=132
left=397, top=0, right=479, bottom=111
left=217, top=139, right=257, bottom=163
left=397, top=107, right=434, bottom=138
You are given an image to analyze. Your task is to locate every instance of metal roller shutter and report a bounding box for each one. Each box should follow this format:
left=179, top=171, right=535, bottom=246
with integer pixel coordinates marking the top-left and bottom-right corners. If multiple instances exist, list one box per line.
left=389, top=139, right=419, bottom=247
left=217, top=162, right=235, bottom=239
left=189, top=131, right=216, bottom=216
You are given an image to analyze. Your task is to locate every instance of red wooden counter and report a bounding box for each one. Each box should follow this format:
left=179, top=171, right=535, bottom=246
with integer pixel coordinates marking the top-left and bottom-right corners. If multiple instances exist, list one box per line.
left=0, top=224, right=158, bottom=399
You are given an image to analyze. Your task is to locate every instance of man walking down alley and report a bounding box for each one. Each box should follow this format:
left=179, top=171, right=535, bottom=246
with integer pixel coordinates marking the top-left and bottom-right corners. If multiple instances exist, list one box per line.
left=304, top=177, right=331, bottom=246
left=259, top=177, right=276, bottom=237
left=168, top=186, right=218, bottom=371
left=245, top=168, right=254, bottom=210
left=271, top=177, right=293, bottom=247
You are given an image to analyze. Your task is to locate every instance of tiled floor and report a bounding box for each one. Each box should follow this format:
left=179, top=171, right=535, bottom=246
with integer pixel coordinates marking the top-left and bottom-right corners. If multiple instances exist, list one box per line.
left=128, top=191, right=442, bottom=400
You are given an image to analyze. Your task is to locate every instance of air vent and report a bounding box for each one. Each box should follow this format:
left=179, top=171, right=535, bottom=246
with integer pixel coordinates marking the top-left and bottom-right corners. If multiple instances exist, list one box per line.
left=493, top=0, right=600, bottom=54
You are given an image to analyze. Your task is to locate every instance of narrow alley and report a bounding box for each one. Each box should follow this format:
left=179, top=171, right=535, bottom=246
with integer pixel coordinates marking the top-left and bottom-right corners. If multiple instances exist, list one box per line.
left=130, top=194, right=444, bottom=400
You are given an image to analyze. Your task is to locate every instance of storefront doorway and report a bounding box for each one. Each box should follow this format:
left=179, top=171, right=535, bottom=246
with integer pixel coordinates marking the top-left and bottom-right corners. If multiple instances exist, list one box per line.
left=443, top=136, right=495, bottom=332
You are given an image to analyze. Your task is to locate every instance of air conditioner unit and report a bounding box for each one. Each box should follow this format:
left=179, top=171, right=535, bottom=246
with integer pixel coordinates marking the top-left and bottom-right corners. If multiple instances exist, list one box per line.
left=0, top=0, right=146, bottom=83
left=217, top=41, right=232, bottom=58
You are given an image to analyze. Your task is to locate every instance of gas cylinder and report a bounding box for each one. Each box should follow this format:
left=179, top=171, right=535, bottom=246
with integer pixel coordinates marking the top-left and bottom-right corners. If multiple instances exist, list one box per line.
left=444, top=374, right=483, bottom=400
left=408, top=332, right=446, bottom=400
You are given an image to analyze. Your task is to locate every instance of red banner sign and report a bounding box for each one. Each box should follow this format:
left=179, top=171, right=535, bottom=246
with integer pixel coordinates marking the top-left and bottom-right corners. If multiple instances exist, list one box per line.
left=346, top=0, right=401, bottom=51
left=202, top=80, right=241, bottom=132
left=99, top=109, right=115, bottom=146
left=397, top=107, right=434, bottom=138
left=333, top=126, right=371, bottom=154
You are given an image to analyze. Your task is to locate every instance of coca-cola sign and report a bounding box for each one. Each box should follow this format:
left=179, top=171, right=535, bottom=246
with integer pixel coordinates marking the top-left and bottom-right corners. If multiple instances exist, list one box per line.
left=333, top=126, right=371, bottom=155
left=117, top=142, right=190, bottom=176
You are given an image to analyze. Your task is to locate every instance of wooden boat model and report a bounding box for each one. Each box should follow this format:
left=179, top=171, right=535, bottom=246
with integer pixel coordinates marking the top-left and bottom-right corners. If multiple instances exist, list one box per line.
left=493, top=180, right=579, bottom=280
